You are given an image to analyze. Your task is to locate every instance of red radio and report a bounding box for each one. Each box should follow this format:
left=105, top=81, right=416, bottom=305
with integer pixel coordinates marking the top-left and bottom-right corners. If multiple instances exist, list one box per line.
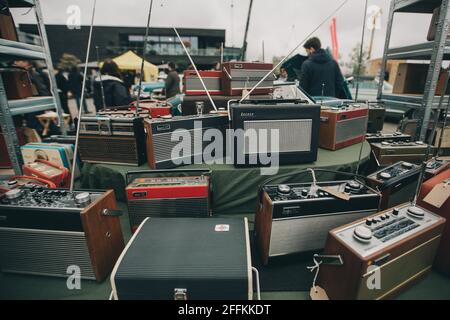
left=129, top=99, right=172, bottom=118
left=221, top=62, right=274, bottom=96
left=319, top=104, right=369, bottom=151
left=22, top=159, right=70, bottom=188
left=183, top=70, right=223, bottom=95
left=126, top=169, right=212, bottom=232
left=417, top=168, right=450, bottom=276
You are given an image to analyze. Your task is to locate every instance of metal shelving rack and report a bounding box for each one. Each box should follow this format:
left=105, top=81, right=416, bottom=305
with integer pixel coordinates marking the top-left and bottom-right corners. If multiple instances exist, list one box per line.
left=0, top=0, right=65, bottom=175
left=377, top=0, right=450, bottom=141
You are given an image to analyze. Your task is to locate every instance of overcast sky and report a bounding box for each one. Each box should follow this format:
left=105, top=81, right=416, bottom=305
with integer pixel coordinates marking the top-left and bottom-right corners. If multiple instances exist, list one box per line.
left=12, top=0, right=432, bottom=63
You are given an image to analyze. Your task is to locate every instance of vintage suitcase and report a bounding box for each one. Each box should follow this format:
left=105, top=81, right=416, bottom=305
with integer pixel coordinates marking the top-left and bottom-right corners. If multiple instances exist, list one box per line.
left=318, top=104, right=369, bottom=151
left=111, top=217, right=255, bottom=300
left=370, top=141, right=433, bottom=165
left=222, top=62, right=275, bottom=96
left=417, top=168, right=450, bottom=276
left=183, top=70, right=223, bottom=95
left=317, top=203, right=445, bottom=300
left=0, top=1, right=18, bottom=41
left=1, top=67, right=33, bottom=99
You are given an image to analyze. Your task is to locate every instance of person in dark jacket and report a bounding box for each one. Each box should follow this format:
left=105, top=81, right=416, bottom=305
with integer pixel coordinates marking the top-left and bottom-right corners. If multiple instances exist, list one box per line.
left=68, top=66, right=89, bottom=113
left=164, top=61, right=180, bottom=98
left=299, top=37, right=345, bottom=98
left=93, top=59, right=131, bottom=111
left=55, top=68, right=70, bottom=116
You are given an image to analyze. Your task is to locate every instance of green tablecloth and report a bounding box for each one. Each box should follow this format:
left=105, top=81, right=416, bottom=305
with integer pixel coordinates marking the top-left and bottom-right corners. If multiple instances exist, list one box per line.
left=81, top=142, right=372, bottom=215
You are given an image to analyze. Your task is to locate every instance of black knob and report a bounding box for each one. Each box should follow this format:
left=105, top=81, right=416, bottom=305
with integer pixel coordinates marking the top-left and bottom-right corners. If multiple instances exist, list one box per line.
left=392, top=208, right=399, bottom=216
left=380, top=215, right=386, bottom=221
left=301, top=189, right=308, bottom=197
left=365, top=219, right=372, bottom=226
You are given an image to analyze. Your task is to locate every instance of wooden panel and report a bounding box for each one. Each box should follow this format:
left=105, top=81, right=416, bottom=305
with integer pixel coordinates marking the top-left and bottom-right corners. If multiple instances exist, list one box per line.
left=81, top=190, right=125, bottom=282
left=144, top=119, right=156, bottom=169
left=254, top=192, right=273, bottom=265
left=318, top=110, right=338, bottom=150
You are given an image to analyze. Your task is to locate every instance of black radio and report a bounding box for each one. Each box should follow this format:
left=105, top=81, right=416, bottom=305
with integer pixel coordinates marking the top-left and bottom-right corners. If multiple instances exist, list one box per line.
left=0, top=186, right=124, bottom=281
left=255, top=179, right=380, bottom=265
left=230, top=99, right=320, bottom=167
left=145, top=114, right=229, bottom=169
left=367, top=161, right=421, bottom=210
left=367, top=102, right=386, bottom=133
left=78, top=115, right=147, bottom=166
left=366, top=132, right=412, bottom=144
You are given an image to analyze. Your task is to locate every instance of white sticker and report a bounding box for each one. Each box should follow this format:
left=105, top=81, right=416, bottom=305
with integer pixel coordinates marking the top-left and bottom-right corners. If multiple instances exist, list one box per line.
left=215, top=224, right=230, bottom=232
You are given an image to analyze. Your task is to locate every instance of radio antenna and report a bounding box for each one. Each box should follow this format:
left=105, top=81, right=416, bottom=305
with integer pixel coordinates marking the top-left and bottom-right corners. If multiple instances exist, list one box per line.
left=240, top=0, right=349, bottom=102
left=95, top=46, right=106, bottom=110
left=70, top=0, right=97, bottom=191
left=135, top=0, right=154, bottom=115
left=174, top=27, right=218, bottom=111
left=354, top=0, right=369, bottom=102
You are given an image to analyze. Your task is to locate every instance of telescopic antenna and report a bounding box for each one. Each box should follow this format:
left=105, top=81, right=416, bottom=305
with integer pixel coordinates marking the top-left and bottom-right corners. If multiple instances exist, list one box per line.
left=95, top=46, right=106, bottom=109
left=239, top=0, right=349, bottom=102
left=70, top=0, right=97, bottom=191
left=174, top=27, right=218, bottom=111
left=135, top=0, right=154, bottom=114
left=354, top=0, right=369, bottom=102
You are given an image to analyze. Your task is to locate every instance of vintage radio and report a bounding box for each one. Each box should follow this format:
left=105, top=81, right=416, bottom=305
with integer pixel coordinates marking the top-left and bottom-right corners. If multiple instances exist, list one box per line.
left=317, top=203, right=446, bottom=300
left=255, top=179, right=380, bottom=265
left=22, top=159, right=70, bottom=188
left=417, top=168, right=450, bottom=276
left=183, top=70, right=223, bottom=95
left=0, top=187, right=124, bottom=281
left=0, top=1, right=18, bottom=41
left=97, top=107, right=150, bottom=119
left=367, top=102, right=385, bottom=133
left=1, top=67, right=33, bottom=99
left=424, top=157, right=449, bottom=180
left=365, top=132, right=412, bottom=144
left=230, top=99, right=320, bottom=166
left=78, top=115, right=147, bottom=166
left=319, top=104, right=369, bottom=151
left=21, top=142, right=80, bottom=179
left=0, top=176, right=56, bottom=195
left=126, top=169, right=212, bottom=231
left=145, top=113, right=228, bottom=169
left=129, top=100, right=172, bottom=118
left=367, top=161, right=421, bottom=210
left=371, top=141, right=433, bottom=166
left=111, top=217, right=255, bottom=300
left=222, top=62, right=275, bottom=96
left=180, top=94, right=270, bottom=116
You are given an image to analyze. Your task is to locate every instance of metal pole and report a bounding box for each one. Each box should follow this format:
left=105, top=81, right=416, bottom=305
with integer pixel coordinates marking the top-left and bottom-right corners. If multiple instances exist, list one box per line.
left=34, top=0, right=66, bottom=134
left=240, top=0, right=254, bottom=61
left=354, top=0, right=369, bottom=102
left=240, top=0, right=349, bottom=102
left=70, top=0, right=97, bottom=191
left=135, top=0, right=154, bottom=113
left=95, top=46, right=106, bottom=109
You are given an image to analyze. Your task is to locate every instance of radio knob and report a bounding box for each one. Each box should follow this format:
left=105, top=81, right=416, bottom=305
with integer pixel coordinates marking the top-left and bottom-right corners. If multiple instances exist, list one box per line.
left=392, top=208, right=400, bottom=216
left=407, top=206, right=425, bottom=219
left=75, top=192, right=91, bottom=206
left=301, top=189, right=308, bottom=197
left=415, top=141, right=424, bottom=145
left=5, top=189, right=23, bottom=200
left=402, top=162, right=413, bottom=169
left=365, top=219, right=372, bottom=226
left=7, top=180, right=18, bottom=187
left=381, top=141, right=390, bottom=146
left=353, top=226, right=373, bottom=243
left=278, top=184, right=291, bottom=194
left=379, top=172, right=392, bottom=180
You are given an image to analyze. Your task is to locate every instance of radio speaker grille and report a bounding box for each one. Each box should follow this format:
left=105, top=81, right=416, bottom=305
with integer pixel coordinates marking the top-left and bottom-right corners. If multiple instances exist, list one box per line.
left=335, top=116, right=367, bottom=144
left=79, top=136, right=139, bottom=164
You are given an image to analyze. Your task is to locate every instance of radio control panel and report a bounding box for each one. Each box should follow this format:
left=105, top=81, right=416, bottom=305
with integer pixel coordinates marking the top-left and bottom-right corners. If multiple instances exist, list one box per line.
left=128, top=176, right=209, bottom=188
left=372, top=161, right=420, bottom=182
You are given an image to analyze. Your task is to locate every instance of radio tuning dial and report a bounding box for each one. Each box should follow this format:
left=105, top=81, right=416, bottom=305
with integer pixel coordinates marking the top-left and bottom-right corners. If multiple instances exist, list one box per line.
left=353, top=226, right=373, bottom=243
left=5, top=189, right=23, bottom=200
left=407, top=206, right=425, bottom=219
left=75, top=192, right=91, bottom=206
left=278, top=185, right=291, bottom=194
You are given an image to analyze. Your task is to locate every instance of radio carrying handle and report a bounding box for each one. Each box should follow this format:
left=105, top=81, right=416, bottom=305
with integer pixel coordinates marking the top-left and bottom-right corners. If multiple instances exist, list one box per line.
left=126, top=169, right=212, bottom=185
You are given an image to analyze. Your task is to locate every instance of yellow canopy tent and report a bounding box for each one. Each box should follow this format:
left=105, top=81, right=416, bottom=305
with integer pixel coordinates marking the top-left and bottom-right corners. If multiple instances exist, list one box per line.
left=103, top=50, right=158, bottom=82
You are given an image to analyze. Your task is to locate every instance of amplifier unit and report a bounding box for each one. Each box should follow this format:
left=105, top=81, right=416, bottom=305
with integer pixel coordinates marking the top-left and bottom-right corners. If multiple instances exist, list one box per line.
left=230, top=99, right=320, bottom=166
left=21, top=142, right=80, bottom=179
left=144, top=113, right=229, bottom=169
left=126, top=169, right=212, bottom=232
left=222, top=62, right=275, bottom=96
left=0, top=186, right=124, bottom=281
left=367, top=102, right=386, bottom=133
left=255, top=179, right=380, bottom=265
left=319, top=104, right=369, bottom=151
left=129, top=100, right=172, bottom=118
left=22, top=159, right=70, bottom=188
left=417, top=168, right=450, bottom=276
left=183, top=70, right=223, bottom=95
left=371, top=141, right=434, bottom=165
left=78, top=115, right=147, bottom=166
left=365, top=132, right=412, bottom=144
left=425, top=158, right=449, bottom=180
left=367, top=161, right=421, bottom=210
left=111, top=217, right=255, bottom=300
left=317, top=203, right=445, bottom=300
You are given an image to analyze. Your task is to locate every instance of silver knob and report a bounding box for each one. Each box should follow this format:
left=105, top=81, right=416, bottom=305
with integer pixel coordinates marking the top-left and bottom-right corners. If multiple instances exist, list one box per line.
left=402, top=162, right=413, bottom=169
left=278, top=184, right=291, bottom=194
left=5, top=189, right=23, bottom=200
left=75, top=192, right=91, bottom=206
left=353, top=225, right=373, bottom=243
left=380, top=172, right=392, bottom=180
left=407, top=206, right=425, bottom=219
